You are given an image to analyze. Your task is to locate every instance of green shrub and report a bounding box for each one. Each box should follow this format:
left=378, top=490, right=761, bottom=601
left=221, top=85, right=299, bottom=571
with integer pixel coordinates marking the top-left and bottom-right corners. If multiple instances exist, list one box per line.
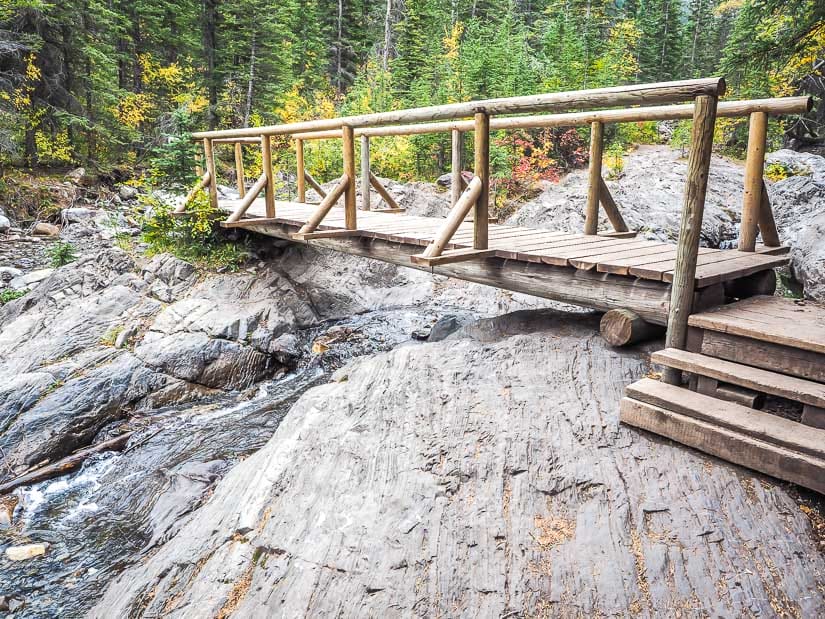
left=765, top=161, right=811, bottom=182
left=141, top=189, right=248, bottom=270
left=0, top=289, right=26, bottom=305
left=604, top=143, right=625, bottom=179
left=47, top=241, right=77, bottom=267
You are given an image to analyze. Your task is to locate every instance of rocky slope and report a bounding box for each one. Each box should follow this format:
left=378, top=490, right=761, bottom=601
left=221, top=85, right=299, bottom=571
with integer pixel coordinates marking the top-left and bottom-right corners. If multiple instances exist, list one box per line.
left=93, top=310, right=825, bottom=617
left=1, top=145, right=824, bottom=616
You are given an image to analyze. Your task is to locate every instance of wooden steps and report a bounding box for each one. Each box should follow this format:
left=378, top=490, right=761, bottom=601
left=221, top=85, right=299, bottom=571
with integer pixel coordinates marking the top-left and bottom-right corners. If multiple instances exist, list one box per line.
left=622, top=296, right=825, bottom=495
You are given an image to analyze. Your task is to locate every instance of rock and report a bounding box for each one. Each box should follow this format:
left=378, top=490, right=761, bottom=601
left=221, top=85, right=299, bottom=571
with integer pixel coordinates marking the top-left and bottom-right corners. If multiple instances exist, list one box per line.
left=5, top=543, right=48, bottom=561
left=118, top=185, right=139, bottom=200
left=0, top=495, right=18, bottom=527
left=93, top=309, right=825, bottom=617
left=62, top=207, right=96, bottom=223
left=7, top=597, right=25, bottom=612
left=31, top=222, right=60, bottom=237
left=0, top=214, right=11, bottom=233
left=427, top=314, right=460, bottom=342
left=114, top=323, right=139, bottom=349
left=8, top=268, right=54, bottom=291
left=436, top=172, right=452, bottom=186
left=0, top=266, right=23, bottom=281
left=764, top=149, right=825, bottom=302
left=65, top=167, right=86, bottom=181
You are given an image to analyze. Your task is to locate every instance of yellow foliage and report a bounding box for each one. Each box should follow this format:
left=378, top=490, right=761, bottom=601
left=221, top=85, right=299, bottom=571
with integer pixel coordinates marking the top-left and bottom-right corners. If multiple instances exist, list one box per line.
left=768, top=22, right=825, bottom=96
left=35, top=130, right=73, bottom=164
left=114, top=93, right=152, bottom=129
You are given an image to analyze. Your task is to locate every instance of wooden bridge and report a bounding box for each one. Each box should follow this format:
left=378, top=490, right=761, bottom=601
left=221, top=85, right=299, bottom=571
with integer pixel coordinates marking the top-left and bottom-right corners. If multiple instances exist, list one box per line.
left=179, top=79, right=824, bottom=494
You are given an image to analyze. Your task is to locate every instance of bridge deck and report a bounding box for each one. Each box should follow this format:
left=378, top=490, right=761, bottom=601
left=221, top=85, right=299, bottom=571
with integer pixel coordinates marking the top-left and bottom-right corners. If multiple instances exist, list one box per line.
left=220, top=198, right=788, bottom=289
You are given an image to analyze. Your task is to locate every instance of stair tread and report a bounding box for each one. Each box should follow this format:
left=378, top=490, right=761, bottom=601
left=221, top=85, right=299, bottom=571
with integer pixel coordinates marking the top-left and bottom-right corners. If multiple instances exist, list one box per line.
left=688, top=296, right=825, bottom=355
left=625, top=377, right=825, bottom=460
left=652, top=348, right=825, bottom=408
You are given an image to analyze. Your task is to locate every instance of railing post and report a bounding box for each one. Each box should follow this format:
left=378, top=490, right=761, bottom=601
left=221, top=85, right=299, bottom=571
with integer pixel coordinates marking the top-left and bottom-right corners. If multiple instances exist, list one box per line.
left=473, top=111, right=489, bottom=249
left=584, top=121, right=604, bottom=234
left=296, top=138, right=306, bottom=203
left=740, top=111, right=767, bottom=252
left=451, top=129, right=463, bottom=207
left=234, top=142, right=246, bottom=199
left=663, top=95, right=718, bottom=385
left=261, top=134, right=275, bottom=218
left=342, top=124, right=357, bottom=229
left=203, top=138, right=218, bottom=210
left=361, top=135, right=371, bottom=211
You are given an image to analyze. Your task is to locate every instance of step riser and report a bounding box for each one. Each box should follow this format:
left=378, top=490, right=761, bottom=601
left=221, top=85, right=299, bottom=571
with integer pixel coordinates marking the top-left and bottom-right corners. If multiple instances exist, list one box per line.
left=621, top=398, right=825, bottom=495
left=688, top=328, right=825, bottom=384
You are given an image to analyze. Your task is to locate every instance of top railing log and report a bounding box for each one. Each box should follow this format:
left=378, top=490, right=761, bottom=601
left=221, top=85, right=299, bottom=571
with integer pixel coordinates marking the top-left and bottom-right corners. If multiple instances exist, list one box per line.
left=290, top=97, right=810, bottom=142
left=296, top=138, right=306, bottom=203
left=193, top=78, right=726, bottom=139
left=663, top=94, right=719, bottom=385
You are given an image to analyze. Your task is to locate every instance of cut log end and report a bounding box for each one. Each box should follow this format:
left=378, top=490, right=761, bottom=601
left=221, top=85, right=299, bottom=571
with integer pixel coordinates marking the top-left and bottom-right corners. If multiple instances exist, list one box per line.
left=600, top=309, right=665, bottom=347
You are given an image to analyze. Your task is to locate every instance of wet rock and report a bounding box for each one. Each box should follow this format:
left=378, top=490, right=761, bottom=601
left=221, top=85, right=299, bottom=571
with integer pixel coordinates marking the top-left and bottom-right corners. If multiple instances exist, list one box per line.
left=93, top=309, right=825, bottom=617
left=8, top=268, right=54, bottom=291
left=118, top=185, right=139, bottom=201
left=31, top=222, right=60, bottom=237
left=5, top=543, right=48, bottom=561
left=0, top=266, right=23, bottom=281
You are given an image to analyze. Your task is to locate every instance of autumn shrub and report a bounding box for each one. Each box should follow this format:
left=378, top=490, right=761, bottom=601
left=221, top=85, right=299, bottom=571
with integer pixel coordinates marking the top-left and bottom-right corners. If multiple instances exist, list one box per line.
left=140, top=189, right=248, bottom=270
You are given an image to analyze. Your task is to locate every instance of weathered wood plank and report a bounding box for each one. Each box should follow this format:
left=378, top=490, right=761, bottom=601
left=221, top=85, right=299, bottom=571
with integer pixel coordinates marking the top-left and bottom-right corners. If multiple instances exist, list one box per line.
left=410, top=248, right=497, bottom=266
left=652, top=348, right=825, bottom=409
left=620, top=397, right=825, bottom=495
left=625, top=378, right=825, bottom=460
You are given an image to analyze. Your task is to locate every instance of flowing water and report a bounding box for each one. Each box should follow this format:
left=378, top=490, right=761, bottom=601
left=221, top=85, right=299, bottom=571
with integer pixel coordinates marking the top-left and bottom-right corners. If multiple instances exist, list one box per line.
left=0, top=306, right=472, bottom=617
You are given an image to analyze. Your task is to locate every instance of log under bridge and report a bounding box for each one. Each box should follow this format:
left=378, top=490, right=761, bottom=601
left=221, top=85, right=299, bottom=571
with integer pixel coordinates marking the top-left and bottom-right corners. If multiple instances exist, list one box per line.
left=178, top=79, right=825, bottom=495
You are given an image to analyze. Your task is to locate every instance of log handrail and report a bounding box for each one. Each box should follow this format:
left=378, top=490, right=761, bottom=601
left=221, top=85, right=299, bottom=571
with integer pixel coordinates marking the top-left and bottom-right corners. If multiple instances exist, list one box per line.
left=297, top=174, right=350, bottom=234
left=422, top=176, right=483, bottom=258
left=289, top=97, right=810, bottom=141
left=193, top=78, right=726, bottom=139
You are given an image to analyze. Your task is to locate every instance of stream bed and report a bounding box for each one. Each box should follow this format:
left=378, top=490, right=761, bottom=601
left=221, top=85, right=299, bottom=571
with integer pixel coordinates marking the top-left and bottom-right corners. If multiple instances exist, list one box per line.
left=0, top=306, right=472, bottom=617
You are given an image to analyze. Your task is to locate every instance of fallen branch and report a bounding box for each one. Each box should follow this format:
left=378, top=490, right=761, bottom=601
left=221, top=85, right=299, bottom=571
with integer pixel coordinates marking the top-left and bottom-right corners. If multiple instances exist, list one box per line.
left=0, top=432, right=133, bottom=495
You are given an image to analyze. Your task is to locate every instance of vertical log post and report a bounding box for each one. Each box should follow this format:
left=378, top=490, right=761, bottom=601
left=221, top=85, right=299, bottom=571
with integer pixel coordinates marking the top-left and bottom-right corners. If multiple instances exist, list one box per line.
left=261, top=135, right=275, bottom=218
left=663, top=95, right=718, bottom=385
left=740, top=111, right=767, bottom=251
left=584, top=121, right=604, bottom=235
left=473, top=111, right=490, bottom=249
left=451, top=129, right=463, bottom=207
left=361, top=135, right=371, bottom=211
left=296, top=138, right=306, bottom=203
left=342, top=124, right=357, bottom=229
left=234, top=142, right=246, bottom=199
left=203, top=138, right=218, bottom=210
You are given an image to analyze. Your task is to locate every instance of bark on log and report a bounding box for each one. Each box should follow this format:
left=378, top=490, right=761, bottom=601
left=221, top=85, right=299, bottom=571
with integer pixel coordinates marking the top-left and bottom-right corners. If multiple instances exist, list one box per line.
left=600, top=309, right=665, bottom=347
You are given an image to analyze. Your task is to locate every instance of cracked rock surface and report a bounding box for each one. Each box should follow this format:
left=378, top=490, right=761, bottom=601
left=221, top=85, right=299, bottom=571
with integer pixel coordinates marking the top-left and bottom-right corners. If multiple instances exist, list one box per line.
left=93, top=309, right=824, bottom=617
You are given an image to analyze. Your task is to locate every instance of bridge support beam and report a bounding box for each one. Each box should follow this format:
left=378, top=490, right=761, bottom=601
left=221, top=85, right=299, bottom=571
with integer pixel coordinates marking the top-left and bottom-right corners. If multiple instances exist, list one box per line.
left=740, top=111, right=767, bottom=251
left=473, top=111, right=489, bottom=249
left=663, top=94, right=718, bottom=385
left=203, top=138, right=219, bottom=211
left=342, top=125, right=357, bottom=229
left=261, top=135, right=275, bottom=218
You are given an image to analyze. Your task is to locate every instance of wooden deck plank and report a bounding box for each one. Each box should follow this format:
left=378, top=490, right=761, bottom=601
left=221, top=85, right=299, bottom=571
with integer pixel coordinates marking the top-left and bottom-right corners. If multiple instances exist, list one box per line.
left=569, top=242, right=677, bottom=271
left=601, top=247, right=718, bottom=277
left=651, top=348, right=825, bottom=409
left=625, top=378, right=825, bottom=460
left=689, top=296, right=825, bottom=354
left=620, top=397, right=825, bottom=495
left=630, top=248, right=737, bottom=281
left=536, top=238, right=667, bottom=267
left=673, top=253, right=789, bottom=286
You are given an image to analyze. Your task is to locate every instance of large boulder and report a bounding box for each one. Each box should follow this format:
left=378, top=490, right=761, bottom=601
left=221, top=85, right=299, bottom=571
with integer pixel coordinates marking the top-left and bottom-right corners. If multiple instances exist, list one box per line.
left=765, top=149, right=825, bottom=301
